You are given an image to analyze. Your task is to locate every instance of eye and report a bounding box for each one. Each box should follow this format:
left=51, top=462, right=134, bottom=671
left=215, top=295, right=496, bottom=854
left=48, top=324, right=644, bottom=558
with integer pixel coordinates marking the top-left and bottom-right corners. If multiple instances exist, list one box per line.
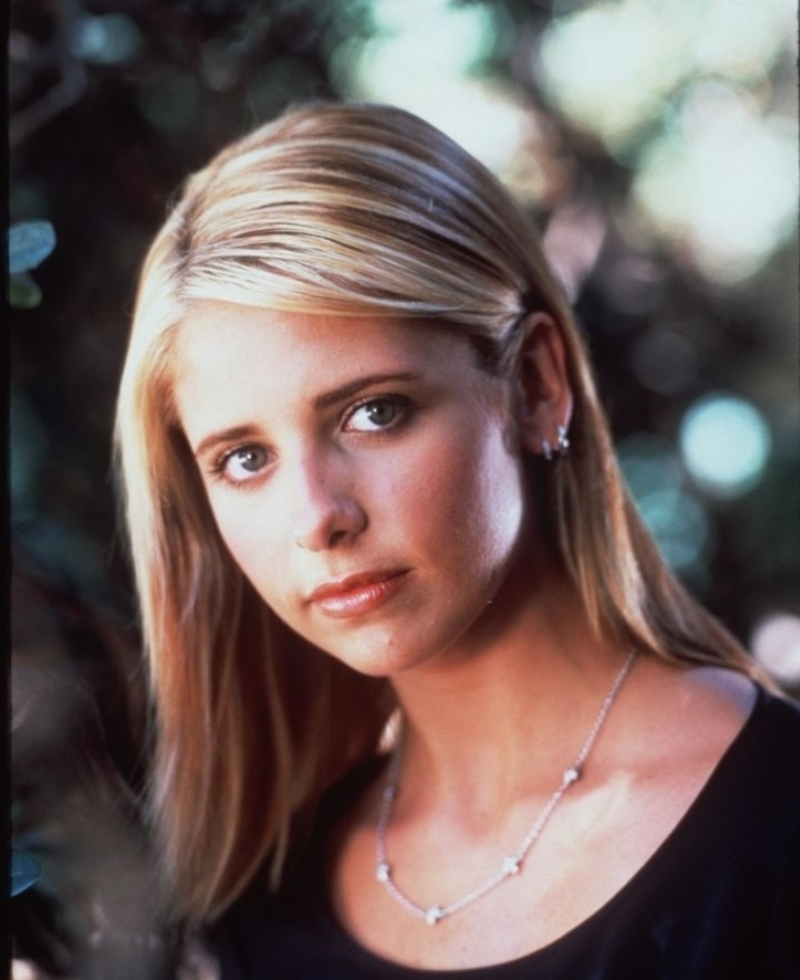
left=344, top=396, right=409, bottom=433
left=215, top=444, right=270, bottom=483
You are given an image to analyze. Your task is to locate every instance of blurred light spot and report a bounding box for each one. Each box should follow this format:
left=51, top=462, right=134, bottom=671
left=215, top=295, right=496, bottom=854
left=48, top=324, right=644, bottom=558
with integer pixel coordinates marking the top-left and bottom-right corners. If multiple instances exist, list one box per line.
left=536, top=0, right=793, bottom=153
left=618, top=435, right=711, bottom=574
left=630, top=328, right=697, bottom=395
left=352, top=0, right=493, bottom=96
left=632, top=81, right=798, bottom=282
left=693, top=0, right=796, bottom=81
left=202, top=39, right=241, bottom=93
left=536, top=0, right=796, bottom=281
left=751, top=613, right=800, bottom=686
left=619, top=434, right=681, bottom=498
left=537, top=0, right=687, bottom=152
left=639, top=488, right=710, bottom=573
left=679, top=394, right=771, bottom=498
left=605, top=256, right=667, bottom=316
left=346, top=0, right=532, bottom=175
left=12, top=961, right=38, bottom=980
left=70, top=14, right=143, bottom=65
left=542, top=201, right=606, bottom=302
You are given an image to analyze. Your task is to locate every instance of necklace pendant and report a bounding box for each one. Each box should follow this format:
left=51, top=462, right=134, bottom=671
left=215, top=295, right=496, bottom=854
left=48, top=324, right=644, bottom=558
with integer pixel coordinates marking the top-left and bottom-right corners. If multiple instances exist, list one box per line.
left=425, top=906, right=443, bottom=926
left=376, top=862, right=391, bottom=882
left=563, top=766, right=581, bottom=786
left=502, top=856, right=521, bottom=875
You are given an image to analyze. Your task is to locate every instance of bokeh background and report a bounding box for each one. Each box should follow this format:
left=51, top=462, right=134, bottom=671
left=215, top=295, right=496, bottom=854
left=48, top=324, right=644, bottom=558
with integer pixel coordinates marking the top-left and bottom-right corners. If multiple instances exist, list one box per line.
left=9, top=1, right=799, bottom=977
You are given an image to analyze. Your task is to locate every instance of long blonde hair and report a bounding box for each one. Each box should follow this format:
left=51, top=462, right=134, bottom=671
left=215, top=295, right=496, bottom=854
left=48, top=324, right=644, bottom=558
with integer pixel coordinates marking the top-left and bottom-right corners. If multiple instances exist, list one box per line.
left=115, top=102, right=758, bottom=923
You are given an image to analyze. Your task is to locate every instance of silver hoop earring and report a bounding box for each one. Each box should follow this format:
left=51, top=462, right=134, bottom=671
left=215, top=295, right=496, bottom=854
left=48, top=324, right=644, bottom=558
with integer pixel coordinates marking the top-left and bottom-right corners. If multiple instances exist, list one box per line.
left=555, top=424, right=570, bottom=456
left=541, top=438, right=553, bottom=461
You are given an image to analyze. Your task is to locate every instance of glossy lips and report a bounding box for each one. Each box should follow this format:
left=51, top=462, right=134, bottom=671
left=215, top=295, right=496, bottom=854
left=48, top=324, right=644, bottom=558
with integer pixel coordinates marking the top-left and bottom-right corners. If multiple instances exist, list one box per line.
left=308, top=570, right=408, bottom=618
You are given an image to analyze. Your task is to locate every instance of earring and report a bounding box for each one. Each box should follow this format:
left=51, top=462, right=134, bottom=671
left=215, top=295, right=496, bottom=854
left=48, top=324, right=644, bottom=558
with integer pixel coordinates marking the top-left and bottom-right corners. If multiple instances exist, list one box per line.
left=555, top=424, right=570, bottom=456
left=541, top=438, right=553, bottom=461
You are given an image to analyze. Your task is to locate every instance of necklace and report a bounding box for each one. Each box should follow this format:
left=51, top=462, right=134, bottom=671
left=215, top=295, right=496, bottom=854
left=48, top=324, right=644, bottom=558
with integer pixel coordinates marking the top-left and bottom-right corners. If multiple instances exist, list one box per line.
left=375, top=652, right=636, bottom=926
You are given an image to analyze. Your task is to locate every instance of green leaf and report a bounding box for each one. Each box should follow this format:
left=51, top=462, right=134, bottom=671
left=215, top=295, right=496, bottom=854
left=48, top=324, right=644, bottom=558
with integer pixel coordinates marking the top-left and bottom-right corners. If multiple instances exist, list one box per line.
left=11, top=847, right=41, bottom=897
left=9, top=273, right=42, bottom=308
left=8, top=221, right=57, bottom=274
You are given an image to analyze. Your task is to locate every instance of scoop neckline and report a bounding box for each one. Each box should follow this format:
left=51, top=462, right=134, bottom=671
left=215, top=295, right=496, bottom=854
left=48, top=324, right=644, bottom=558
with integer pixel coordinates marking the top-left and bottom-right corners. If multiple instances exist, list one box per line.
left=312, top=683, right=767, bottom=978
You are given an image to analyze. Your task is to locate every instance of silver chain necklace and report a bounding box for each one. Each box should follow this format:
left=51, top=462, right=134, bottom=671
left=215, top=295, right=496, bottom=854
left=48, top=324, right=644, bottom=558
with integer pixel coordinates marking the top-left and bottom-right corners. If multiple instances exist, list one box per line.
left=375, top=652, right=636, bottom=926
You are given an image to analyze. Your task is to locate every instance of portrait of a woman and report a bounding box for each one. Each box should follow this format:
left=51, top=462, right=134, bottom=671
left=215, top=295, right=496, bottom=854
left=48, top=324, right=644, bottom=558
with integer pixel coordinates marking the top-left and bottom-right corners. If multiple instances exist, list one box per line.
left=114, top=103, right=800, bottom=978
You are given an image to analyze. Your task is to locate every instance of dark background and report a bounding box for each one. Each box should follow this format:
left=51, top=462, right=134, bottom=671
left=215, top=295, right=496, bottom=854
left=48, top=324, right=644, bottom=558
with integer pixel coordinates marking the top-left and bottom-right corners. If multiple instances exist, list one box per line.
left=9, top=1, right=799, bottom=977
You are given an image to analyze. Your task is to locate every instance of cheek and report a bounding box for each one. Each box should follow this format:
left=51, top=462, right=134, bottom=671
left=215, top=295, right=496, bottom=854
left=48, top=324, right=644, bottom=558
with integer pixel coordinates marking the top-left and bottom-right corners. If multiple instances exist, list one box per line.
left=412, top=419, right=527, bottom=565
left=208, top=495, right=282, bottom=595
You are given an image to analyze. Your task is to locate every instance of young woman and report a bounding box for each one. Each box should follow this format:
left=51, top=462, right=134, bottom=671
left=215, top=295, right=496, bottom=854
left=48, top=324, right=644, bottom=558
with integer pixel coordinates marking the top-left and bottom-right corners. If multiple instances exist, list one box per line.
left=115, top=103, right=800, bottom=978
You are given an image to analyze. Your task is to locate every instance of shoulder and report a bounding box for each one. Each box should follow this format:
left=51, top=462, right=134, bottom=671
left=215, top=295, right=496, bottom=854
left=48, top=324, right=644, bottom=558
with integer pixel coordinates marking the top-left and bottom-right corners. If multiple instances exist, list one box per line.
left=657, top=668, right=800, bottom=833
left=619, top=661, right=800, bottom=824
left=672, top=665, right=800, bottom=765
left=621, top=660, right=758, bottom=771
left=623, top=665, right=800, bottom=902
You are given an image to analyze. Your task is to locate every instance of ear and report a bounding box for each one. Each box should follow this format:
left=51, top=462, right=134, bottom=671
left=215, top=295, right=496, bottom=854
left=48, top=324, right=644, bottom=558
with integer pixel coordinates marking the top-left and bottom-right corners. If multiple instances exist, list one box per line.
left=514, top=312, right=573, bottom=458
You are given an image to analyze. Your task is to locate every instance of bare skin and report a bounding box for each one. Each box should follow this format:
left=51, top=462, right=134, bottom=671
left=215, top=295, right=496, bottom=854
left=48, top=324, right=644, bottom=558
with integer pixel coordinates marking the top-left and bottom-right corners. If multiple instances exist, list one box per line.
left=323, top=317, right=755, bottom=970
left=175, top=302, right=756, bottom=971
left=329, top=646, right=755, bottom=970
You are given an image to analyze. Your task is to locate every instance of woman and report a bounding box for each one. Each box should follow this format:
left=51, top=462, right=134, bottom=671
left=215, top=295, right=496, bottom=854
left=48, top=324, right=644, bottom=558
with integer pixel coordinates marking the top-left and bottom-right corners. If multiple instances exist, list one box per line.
left=115, top=103, right=800, bottom=977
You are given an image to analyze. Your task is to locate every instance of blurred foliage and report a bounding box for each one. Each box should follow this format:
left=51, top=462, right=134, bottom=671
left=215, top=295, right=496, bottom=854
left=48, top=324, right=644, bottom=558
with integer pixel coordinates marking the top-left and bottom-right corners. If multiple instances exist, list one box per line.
left=8, top=220, right=57, bottom=308
left=10, top=2, right=377, bottom=974
left=12, top=848, right=43, bottom=898
left=7, top=219, right=54, bottom=916
left=10, top=0, right=376, bottom=614
left=8, top=0, right=799, bottom=975
left=11, top=551, right=171, bottom=977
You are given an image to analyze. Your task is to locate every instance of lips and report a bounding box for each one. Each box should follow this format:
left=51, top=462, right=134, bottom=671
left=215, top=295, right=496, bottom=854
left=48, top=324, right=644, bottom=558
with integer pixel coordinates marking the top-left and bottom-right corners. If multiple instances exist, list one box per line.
left=308, top=569, right=409, bottom=618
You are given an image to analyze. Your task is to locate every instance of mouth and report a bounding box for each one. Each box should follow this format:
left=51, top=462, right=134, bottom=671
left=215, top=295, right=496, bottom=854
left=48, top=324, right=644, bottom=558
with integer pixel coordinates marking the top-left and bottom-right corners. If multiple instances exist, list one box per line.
left=307, top=569, right=409, bottom=619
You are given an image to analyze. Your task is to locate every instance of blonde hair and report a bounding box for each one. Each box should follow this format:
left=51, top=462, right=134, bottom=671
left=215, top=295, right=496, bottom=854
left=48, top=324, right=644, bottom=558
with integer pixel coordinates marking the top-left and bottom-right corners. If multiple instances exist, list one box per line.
left=115, top=102, right=758, bottom=923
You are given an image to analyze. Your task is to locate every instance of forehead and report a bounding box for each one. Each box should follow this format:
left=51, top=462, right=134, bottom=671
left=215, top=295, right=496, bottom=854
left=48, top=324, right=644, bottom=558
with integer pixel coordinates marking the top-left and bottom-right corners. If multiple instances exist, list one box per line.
left=172, top=301, right=488, bottom=431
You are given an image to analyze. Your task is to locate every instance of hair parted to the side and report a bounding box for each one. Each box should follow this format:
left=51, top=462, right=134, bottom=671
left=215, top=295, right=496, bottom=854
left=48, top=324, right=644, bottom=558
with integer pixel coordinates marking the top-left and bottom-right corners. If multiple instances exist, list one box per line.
left=115, top=102, right=761, bottom=924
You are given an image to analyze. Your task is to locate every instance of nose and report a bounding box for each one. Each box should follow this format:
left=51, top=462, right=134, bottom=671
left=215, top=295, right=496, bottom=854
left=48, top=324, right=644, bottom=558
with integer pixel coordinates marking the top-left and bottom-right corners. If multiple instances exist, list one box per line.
left=290, top=451, right=366, bottom=552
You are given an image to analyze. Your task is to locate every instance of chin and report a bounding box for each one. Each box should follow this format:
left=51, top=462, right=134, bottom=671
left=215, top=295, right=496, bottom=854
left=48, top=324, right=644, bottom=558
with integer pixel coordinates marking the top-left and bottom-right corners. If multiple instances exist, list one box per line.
left=307, top=624, right=439, bottom=678
left=328, top=642, right=430, bottom=679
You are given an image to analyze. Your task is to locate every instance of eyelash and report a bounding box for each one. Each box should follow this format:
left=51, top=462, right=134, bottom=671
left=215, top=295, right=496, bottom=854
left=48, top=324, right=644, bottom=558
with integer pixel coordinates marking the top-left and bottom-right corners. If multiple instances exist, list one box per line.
left=208, top=444, right=271, bottom=486
left=342, top=394, right=413, bottom=433
left=207, top=395, right=415, bottom=488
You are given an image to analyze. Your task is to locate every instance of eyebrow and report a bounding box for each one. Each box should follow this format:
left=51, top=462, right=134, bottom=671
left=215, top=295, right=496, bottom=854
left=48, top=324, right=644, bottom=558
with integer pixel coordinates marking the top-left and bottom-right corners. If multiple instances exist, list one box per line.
left=194, top=425, right=262, bottom=460
left=311, top=371, right=421, bottom=410
left=192, top=371, right=422, bottom=459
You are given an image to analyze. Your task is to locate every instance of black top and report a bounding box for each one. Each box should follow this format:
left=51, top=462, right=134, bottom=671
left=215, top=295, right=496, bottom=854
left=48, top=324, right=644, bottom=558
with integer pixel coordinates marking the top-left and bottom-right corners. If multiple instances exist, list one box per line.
left=213, top=687, right=800, bottom=979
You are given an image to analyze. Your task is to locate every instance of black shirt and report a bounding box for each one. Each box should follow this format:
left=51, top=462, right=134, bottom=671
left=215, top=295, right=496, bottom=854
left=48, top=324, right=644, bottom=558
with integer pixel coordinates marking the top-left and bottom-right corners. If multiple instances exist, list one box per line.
left=214, top=687, right=800, bottom=978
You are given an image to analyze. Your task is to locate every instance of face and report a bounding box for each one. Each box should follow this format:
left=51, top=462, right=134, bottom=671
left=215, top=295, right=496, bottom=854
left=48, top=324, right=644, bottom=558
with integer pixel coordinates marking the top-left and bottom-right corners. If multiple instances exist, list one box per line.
left=174, top=302, right=538, bottom=678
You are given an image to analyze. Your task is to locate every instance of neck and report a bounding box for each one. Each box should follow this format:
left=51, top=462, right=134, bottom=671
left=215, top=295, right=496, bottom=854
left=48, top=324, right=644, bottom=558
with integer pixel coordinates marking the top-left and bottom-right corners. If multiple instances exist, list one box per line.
left=388, top=570, right=634, bottom=816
